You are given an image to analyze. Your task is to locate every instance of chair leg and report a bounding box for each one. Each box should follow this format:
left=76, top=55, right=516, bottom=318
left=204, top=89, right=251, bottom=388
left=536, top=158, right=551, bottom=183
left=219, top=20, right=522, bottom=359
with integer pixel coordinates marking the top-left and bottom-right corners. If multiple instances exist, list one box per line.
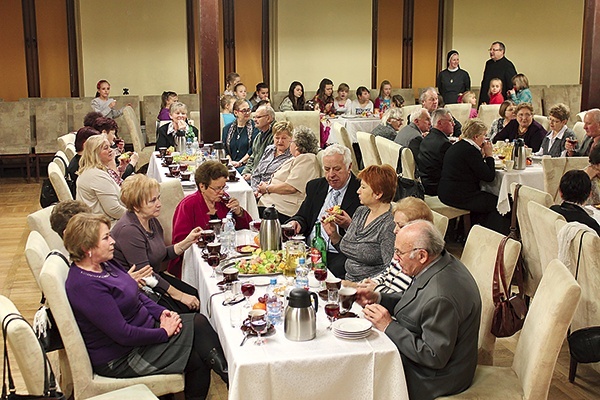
left=568, top=356, right=578, bottom=383
left=462, top=213, right=472, bottom=237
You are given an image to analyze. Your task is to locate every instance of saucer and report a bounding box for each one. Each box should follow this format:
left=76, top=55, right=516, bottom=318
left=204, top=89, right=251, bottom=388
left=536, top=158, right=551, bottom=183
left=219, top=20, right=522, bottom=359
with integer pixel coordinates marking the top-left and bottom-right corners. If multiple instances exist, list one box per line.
left=202, top=252, right=227, bottom=261
left=228, top=176, right=240, bottom=182
left=338, top=311, right=358, bottom=319
left=241, top=320, right=276, bottom=337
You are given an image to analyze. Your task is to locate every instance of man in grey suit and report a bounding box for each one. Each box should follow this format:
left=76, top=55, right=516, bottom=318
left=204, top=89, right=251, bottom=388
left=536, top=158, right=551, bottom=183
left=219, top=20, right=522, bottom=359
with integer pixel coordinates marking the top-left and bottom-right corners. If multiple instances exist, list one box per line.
left=395, top=108, right=431, bottom=164
left=566, top=108, right=600, bottom=157
left=358, top=220, right=481, bottom=400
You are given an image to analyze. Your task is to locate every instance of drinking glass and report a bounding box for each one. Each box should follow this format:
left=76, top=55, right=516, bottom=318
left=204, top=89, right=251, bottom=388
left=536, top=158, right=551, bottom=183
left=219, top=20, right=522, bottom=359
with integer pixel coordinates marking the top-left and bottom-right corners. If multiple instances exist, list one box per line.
left=324, top=290, right=340, bottom=330
left=241, top=281, right=255, bottom=308
left=249, top=310, right=268, bottom=345
left=249, top=220, right=261, bottom=233
left=221, top=191, right=232, bottom=203
left=339, top=287, right=357, bottom=314
left=314, top=264, right=327, bottom=290
left=281, top=223, right=296, bottom=243
left=207, top=254, right=220, bottom=278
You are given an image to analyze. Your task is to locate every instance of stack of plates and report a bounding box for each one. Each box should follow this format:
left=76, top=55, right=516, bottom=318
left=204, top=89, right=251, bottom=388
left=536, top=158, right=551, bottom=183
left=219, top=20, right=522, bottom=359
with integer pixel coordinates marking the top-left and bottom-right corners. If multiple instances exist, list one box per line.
left=332, top=318, right=372, bottom=340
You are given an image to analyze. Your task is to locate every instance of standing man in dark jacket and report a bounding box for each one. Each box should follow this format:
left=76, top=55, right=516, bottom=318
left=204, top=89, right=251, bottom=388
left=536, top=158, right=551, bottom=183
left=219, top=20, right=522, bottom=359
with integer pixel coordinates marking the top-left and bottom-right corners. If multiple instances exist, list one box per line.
left=479, top=41, right=518, bottom=106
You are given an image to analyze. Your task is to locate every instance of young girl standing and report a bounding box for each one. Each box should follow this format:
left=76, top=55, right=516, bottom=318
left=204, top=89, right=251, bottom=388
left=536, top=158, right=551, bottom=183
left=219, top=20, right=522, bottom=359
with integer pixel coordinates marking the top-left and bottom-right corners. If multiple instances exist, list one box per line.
left=461, top=91, right=478, bottom=119
left=158, top=91, right=178, bottom=121
left=233, top=83, right=252, bottom=109
left=487, top=78, right=504, bottom=105
left=374, top=80, right=392, bottom=113
left=223, top=72, right=240, bottom=96
left=91, top=80, right=130, bottom=119
left=507, top=73, right=533, bottom=105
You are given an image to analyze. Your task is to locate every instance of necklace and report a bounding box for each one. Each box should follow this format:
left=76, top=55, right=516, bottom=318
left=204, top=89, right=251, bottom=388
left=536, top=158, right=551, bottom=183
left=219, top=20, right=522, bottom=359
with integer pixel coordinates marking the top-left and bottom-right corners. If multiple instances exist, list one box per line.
left=235, top=125, right=245, bottom=140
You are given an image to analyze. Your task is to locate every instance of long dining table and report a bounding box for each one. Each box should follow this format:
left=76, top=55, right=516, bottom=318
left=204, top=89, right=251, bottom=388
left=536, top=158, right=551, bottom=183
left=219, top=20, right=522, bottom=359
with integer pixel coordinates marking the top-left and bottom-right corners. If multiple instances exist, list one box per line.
left=147, top=152, right=260, bottom=220
left=327, top=115, right=382, bottom=143
left=181, top=230, right=409, bottom=400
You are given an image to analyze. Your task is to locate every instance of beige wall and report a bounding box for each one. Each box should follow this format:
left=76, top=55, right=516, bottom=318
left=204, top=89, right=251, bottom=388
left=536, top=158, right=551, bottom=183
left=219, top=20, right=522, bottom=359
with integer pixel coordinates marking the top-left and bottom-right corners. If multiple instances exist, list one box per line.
left=78, top=0, right=189, bottom=97
left=272, top=0, right=372, bottom=93
left=449, top=0, right=584, bottom=88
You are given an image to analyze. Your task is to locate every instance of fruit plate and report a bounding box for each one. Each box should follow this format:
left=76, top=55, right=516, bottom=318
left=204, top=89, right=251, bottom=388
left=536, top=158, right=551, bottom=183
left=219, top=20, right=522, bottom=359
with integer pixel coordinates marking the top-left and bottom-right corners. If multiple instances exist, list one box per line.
left=217, top=255, right=283, bottom=277
left=235, top=244, right=259, bottom=255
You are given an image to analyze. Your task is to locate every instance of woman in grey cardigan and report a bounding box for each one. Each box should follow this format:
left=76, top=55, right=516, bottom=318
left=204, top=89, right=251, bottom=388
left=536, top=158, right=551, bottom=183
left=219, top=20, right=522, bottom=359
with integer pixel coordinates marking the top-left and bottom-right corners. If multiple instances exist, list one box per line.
left=535, top=103, right=576, bottom=157
left=323, top=164, right=397, bottom=281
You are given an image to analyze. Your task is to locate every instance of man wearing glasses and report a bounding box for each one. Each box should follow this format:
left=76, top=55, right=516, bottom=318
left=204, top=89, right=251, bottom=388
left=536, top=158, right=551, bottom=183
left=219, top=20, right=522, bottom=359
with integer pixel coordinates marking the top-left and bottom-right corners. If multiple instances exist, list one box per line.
left=479, top=41, right=518, bottom=106
left=357, top=220, right=481, bottom=400
left=242, top=105, right=275, bottom=181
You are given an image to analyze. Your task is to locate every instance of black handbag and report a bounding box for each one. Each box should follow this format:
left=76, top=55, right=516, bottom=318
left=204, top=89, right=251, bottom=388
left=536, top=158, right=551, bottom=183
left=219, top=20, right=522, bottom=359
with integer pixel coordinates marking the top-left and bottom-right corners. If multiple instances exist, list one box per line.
left=394, top=146, right=424, bottom=200
left=39, top=157, right=75, bottom=208
left=567, top=232, right=600, bottom=364
left=2, top=314, right=65, bottom=400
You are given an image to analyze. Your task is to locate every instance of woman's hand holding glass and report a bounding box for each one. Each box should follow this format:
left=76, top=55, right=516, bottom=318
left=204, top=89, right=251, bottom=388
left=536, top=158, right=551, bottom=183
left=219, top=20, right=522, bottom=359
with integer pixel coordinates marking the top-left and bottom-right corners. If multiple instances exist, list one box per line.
left=225, top=197, right=243, bottom=216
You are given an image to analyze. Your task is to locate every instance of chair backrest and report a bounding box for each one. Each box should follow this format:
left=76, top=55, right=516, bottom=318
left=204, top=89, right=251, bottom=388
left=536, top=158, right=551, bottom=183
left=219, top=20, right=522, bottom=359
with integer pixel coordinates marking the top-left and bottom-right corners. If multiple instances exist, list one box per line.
left=332, top=122, right=359, bottom=175
left=533, top=115, right=550, bottom=132
left=375, top=136, right=401, bottom=172
left=528, top=201, right=565, bottom=276
left=57, top=133, right=76, bottom=153
left=510, top=183, right=553, bottom=297
left=64, top=143, right=76, bottom=161
left=283, top=111, right=321, bottom=147
left=401, top=104, right=422, bottom=120
left=142, top=95, right=162, bottom=143
left=431, top=210, right=448, bottom=237
left=157, top=180, right=185, bottom=246
left=25, top=230, right=51, bottom=287
left=27, top=206, right=67, bottom=254
left=189, top=111, right=200, bottom=131
left=274, top=111, right=286, bottom=122
left=477, top=104, right=501, bottom=131
left=399, top=147, right=415, bottom=180
left=356, top=131, right=381, bottom=168
left=0, top=295, right=46, bottom=395
left=0, top=101, right=32, bottom=155
left=39, top=254, right=95, bottom=399
left=461, top=225, right=521, bottom=366
left=122, top=106, right=144, bottom=152
left=576, top=111, right=586, bottom=122
left=512, top=260, right=580, bottom=400
left=48, top=162, right=74, bottom=203
left=35, top=100, right=69, bottom=154
left=572, top=122, right=585, bottom=143
left=445, top=103, right=471, bottom=126
left=315, top=150, right=324, bottom=178
left=541, top=156, right=590, bottom=203
left=53, top=151, right=69, bottom=176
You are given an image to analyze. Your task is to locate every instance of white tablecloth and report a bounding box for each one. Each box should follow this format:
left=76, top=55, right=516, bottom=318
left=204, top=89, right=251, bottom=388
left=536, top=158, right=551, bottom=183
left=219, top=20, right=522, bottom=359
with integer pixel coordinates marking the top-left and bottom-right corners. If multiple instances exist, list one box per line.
left=147, top=153, right=259, bottom=220
left=328, top=116, right=382, bottom=143
left=181, top=231, right=409, bottom=400
left=482, top=164, right=545, bottom=215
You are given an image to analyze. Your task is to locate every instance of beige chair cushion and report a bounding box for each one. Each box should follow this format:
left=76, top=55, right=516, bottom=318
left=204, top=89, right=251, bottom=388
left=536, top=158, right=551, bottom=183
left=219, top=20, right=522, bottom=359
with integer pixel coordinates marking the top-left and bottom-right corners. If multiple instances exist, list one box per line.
left=27, top=206, right=66, bottom=254
left=64, top=143, right=76, bottom=161
left=39, top=254, right=185, bottom=399
left=35, top=100, right=69, bottom=154
left=375, top=136, right=401, bottom=170
left=445, top=103, right=471, bottom=126
left=49, top=162, right=73, bottom=203
left=438, top=260, right=581, bottom=400
left=477, top=104, right=501, bottom=132
left=25, top=230, right=51, bottom=287
left=0, top=101, right=32, bottom=155
left=356, top=131, right=381, bottom=168
left=157, top=180, right=185, bottom=246
left=110, top=96, right=140, bottom=144
left=461, top=225, right=521, bottom=366
left=572, top=122, right=585, bottom=143
left=57, top=133, right=76, bottom=153
left=142, top=95, right=162, bottom=143
left=401, top=104, right=423, bottom=120
left=283, top=111, right=321, bottom=147
left=86, top=384, right=158, bottom=399
left=122, top=106, right=154, bottom=167
left=509, top=183, right=553, bottom=297
left=541, top=156, right=590, bottom=203
left=424, top=195, right=469, bottom=220
left=332, top=122, right=359, bottom=175
left=53, top=151, right=68, bottom=176
left=533, top=115, right=550, bottom=131
left=431, top=210, right=448, bottom=237
left=527, top=201, right=565, bottom=276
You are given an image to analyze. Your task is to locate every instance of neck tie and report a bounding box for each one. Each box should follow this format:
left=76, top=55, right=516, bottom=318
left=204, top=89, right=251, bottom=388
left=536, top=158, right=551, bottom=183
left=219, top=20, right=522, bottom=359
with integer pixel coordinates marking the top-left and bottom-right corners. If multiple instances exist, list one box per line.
left=318, top=190, right=341, bottom=251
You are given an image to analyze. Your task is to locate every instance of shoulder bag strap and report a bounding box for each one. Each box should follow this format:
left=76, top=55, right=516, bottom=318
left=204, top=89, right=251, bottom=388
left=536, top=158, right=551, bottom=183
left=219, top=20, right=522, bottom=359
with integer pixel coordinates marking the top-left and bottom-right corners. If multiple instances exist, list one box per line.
left=397, top=146, right=404, bottom=175
left=567, top=231, right=587, bottom=336
left=509, top=183, right=522, bottom=241
left=492, top=236, right=510, bottom=304
left=39, top=251, right=69, bottom=305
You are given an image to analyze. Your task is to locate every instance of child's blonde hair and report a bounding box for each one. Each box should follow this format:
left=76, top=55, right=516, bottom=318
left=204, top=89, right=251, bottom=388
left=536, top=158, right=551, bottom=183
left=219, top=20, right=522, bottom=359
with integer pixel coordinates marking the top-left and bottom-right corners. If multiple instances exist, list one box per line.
left=511, top=73, right=529, bottom=90
left=488, top=78, right=503, bottom=97
left=461, top=91, right=476, bottom=108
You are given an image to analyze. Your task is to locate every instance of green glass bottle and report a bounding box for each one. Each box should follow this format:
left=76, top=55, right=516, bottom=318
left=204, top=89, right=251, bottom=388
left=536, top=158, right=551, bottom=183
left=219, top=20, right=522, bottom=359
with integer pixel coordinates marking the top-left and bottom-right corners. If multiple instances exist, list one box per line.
left=310, top=222, right=328, bottom=267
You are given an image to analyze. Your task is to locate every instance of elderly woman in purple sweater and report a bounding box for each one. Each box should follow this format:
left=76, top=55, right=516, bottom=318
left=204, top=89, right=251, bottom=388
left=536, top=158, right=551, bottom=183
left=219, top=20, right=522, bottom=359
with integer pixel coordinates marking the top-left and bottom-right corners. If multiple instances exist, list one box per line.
left=64, top=213, right=227, bottom=399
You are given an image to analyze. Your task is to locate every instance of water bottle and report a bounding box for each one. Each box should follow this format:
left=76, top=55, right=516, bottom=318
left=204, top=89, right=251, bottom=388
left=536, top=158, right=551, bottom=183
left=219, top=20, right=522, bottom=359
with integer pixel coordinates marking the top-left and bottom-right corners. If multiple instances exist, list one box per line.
left=222, top=212, right=236, bottom=253
left=266, top=278, right=282, bottom=325
left=185, top=137, right=193, bottom=156
left=191, top=137, right=199, bottom=155
left=295, top=258, right=309, bottom=290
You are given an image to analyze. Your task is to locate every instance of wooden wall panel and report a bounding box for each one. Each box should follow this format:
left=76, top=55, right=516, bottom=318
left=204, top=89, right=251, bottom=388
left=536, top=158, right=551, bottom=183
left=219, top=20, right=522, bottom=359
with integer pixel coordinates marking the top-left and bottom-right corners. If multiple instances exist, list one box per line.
left=412, top=0, right=439, bottom=94
left=234, top=0, right=263, bottom=90
left=0, top=0, right=28, bottom=101
left=377, top=0, right=404, bottom=89
left=35, top=0, right=71, bottom=97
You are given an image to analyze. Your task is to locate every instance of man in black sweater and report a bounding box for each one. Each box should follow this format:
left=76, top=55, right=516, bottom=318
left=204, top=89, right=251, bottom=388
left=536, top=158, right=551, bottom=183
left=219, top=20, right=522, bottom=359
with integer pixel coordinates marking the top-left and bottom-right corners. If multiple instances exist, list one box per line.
left=550, top=170, right=600, bottom=236
left=479, top=41, right=518, bottom=106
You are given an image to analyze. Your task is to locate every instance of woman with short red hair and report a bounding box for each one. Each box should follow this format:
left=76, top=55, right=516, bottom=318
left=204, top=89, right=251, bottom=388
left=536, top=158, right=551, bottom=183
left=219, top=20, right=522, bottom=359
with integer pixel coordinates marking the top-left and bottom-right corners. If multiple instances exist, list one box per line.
left=323, top=164, right=397, bottom=281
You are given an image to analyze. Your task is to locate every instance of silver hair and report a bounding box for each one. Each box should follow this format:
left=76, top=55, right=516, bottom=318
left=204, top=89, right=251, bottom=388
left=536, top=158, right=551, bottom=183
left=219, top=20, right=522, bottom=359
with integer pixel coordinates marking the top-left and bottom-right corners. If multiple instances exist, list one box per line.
left=381, top=108, right=403, bottom=126
left=292, top=126, right=320, bottom=155
left=419, top=87, right=438, bottom=104
left=431, top=108, right=452, bottom=126
left=405, top=220, right=445, bottom=257
left=322, top=143, right=352, bottom=168
left=411, top=107, right=430, bottom=122
left=587, top=108, right=600, bottom=124
left=257, top=105, right=275, bottom=120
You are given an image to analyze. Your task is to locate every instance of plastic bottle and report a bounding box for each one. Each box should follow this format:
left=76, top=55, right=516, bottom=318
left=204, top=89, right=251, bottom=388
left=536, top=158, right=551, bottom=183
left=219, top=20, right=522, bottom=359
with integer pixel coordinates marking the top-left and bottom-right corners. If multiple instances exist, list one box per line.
left=185, top=137, right=193, bottom=156
left=266, top=278, right=282, bottom=325
left=222, top=212, right=236, bottom=253
left=191, top=137, right=199, bottom=155
left=295, top=257, right=309, bottom=290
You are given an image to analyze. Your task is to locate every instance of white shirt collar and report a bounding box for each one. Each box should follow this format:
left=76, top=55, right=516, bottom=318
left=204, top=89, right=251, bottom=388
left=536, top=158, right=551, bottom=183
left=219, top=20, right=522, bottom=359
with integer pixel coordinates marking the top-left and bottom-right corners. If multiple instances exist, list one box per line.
left=463, top=138, right=481, bottom=151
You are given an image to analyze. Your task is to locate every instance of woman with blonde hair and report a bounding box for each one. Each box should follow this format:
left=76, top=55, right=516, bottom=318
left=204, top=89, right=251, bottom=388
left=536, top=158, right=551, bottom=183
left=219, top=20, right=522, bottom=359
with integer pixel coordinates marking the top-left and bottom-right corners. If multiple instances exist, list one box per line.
left=76, top=134, right=126, bottom=221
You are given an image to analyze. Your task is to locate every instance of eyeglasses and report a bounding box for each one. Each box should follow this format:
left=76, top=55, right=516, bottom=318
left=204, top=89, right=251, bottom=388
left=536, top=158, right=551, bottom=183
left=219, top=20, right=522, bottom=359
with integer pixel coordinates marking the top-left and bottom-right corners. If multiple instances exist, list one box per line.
left=394, top=247, right=424, bottom=257
left=254, top=114, right=268, bottom=119
left=209, top=184, right=228, bottom=192
left=489, top=48, right=502, bottom=52
left=237, top=108, right=251, bottom=114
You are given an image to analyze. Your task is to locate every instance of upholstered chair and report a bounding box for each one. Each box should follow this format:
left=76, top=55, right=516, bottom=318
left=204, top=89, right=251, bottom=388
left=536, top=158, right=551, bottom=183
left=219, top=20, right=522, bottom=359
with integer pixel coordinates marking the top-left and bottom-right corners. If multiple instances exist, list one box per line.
left=27, top=206, right=66, bottom=255
left=445, top=103, right=471, bottom=126
left=477, top=104, right=501, bottom=131
left=527, top=201, right=565, bottom=275
left=122, top=105, right=155, bottom=168
left=332, top=122, right=359, bottom=175
left=157, top=179, right=185, bottom=247
left=541, top=156, right=589, bottom=204
left=48, top=162, right=73, bottom=203
left=431, top=210, right=449, bottom=237
left=283, top=111, right=321, bottom=147
left=356, top=131, right=381, bottom=168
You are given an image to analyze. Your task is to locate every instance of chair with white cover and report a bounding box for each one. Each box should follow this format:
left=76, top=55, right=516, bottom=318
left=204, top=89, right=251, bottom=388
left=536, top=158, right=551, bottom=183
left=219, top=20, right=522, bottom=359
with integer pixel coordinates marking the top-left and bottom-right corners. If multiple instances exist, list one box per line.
left=356, top=131, right=381, bottom=168
left=572, top=122, right=585, bottom=144
left=57, top=133, right=75, bottom=153
left=527, top=201, right=565, bottom=276
left=401, top=104, right=423, bottom=121
left=332, top=122, right=359, bottom=175
left=509, top=183, right=554, bottom=298
left=375, top=136, right=401, bottom=171
left=86, top=384, right=158, bottom=400
left=274, top=111, right=286, bottom=122
left=437, top=260, right=581, bottom=400
left=283, top=111, right=321, bottom=147
left=424, top=195, right=470, bottom=235
left=48, top=162, right=73, bottom=203
left=122, top=105, right=155, bottom=168
left=431, top=210, right=449, bottom=237
left=157, top=180, right=185, bottom=246
left=533, top=115, right=550, bottom=132
left=25, top=230, right=51, bottom=287
left=477, top=104, right=501, bottom=131
left=27, top=206, right=66, bottom=255
left=64, top=143, right=76, bottom=161
left=39, top=254, right=185, bottom=399
left=555, top=220, right=600, bottom=379
left=52, top=151, right=69, bottom=176
left=460, top=225, right=521, bottom=366
left=576, top=111, right=586, bottom=122
left=445, top=103, right=471, bottom=126
left=541, top=156, right=590, bottom=203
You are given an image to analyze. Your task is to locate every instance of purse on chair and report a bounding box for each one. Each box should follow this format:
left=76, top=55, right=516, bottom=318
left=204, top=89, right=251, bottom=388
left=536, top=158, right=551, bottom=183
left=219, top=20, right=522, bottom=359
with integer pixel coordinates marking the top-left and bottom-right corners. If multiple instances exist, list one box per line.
left=394, top=148, right=424, bottom=200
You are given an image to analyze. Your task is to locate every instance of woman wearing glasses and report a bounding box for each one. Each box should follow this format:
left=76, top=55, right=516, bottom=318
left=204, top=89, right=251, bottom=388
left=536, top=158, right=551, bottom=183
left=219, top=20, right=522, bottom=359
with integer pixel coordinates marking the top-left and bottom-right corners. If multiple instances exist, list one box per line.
left=169, top=161, right=252, bottom=277
left=222, top=99, right=255, bottom=172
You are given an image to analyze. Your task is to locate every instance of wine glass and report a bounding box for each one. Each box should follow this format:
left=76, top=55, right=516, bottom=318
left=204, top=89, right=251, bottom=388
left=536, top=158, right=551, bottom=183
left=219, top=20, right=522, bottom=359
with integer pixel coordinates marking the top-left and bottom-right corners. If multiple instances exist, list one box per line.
left=281, top=223, right=296, bottom=243
left=207, top=254, right=220, bottom=278
left=241, top=281, right=255, bottom=308
left=324, top=290, right=340, bottom=330
left=221, top=191, right=231, bottom=203
left=249, top=309, right=268, bottom=345
left=314, top=264, right=327, bottom=290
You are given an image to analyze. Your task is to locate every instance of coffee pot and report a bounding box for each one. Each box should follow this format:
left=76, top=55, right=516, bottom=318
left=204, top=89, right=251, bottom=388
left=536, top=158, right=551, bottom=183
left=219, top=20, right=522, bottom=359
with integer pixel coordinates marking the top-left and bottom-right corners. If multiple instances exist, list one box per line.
left=259, top=205, right=281, bottom=251
left=512, top=138, right=527, bottom=170
left=175, top=131, right=187, bottom=154
left=213, top=141, right=227, bottom=161
left=284, top=288, right=319, bottom=341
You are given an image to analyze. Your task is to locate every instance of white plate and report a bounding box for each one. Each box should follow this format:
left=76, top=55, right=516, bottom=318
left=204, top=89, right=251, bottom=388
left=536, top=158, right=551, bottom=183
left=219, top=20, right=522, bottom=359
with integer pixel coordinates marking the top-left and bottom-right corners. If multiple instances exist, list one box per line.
left=333, top=330, right=371, bottom=340
left=250, top=276, right=271, bottom=286
left=332, top=318, right=372, bottom=334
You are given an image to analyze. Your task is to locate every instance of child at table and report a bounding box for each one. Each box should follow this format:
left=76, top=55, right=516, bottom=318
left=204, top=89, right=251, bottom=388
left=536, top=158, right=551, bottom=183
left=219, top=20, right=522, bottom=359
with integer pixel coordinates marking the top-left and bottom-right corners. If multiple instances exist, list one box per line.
left=487, top=78, right=504, bottom=105
left=234, top=83, right=252, bottom=110
left=507, top=73, right=533, bottom=105
left=158, top=91, right=178, bottom=121
left=461, top=91, right=478, bottom=119
left=220, top=95, right=236, bottom=127
left=334, top=83, right=352, bottom=115
left=374, top=80, right=392, bottom=113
